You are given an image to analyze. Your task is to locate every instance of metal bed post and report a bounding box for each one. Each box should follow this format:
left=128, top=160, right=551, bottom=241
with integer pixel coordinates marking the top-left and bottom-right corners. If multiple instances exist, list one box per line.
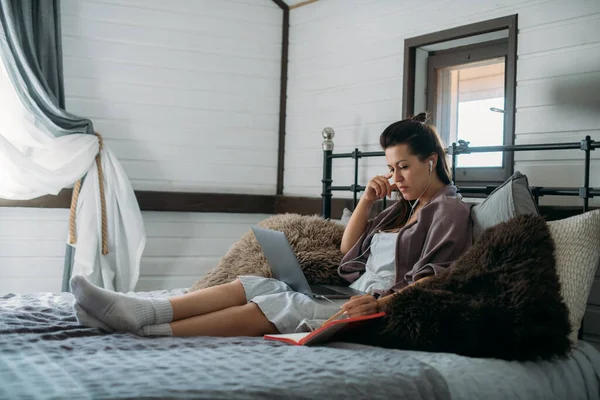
left=352, top=148, right=359, bottom=209
left=581, top=135, right=593, bottom=213
left=579, top=135, right=593, bottom=341
left=321, top=127, right=335, bottom=220
left=450, top=142, right=457, bottom=184
left=531, top=187, right=541, bottom=208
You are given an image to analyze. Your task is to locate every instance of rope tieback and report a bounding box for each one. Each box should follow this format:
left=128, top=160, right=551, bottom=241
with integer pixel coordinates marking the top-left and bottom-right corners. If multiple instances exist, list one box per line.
left=69, top=132, right=108, bottom=255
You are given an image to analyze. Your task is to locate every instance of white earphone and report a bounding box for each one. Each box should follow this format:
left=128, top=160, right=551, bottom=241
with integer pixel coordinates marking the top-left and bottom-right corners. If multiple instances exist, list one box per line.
left=342, top=158, right=435, bottom=269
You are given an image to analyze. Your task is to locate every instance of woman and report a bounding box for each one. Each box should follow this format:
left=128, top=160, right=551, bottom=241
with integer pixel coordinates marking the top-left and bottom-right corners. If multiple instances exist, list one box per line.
left=71, top=113, right=472, bottom=337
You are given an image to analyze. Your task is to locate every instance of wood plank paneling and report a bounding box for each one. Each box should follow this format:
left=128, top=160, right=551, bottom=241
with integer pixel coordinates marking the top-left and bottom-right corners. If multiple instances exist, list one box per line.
left=518, top=14, right=600, bottom=55
left=516, top=106, right=600, bottom=134
left=62, top=37, right=280, bottom=78
left=288, top=55, right=403, bottom=94
left=517, top=1, right=600, bottom=30
left=64, top=78, right=278, bottom=115
left=61, top=17, right=280, bottom=61
left=136, top=210, right=270, bottom=290
left=289, top=78, right=403, bottom=115
left=62, top=0, right=282, bottom=194
left=61, top=0, right=281, bottom=42
left=517, top=72, right=600, bottom=108
left=0, top=208, right=270, bottom=293
left=518, top=44, right=600, bottom=82
left=63, top=58, right=276, bottom=96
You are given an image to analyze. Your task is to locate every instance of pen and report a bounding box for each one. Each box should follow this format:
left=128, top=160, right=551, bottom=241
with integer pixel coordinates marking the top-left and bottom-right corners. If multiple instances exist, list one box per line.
left=321, top=309, right=346, bottom=327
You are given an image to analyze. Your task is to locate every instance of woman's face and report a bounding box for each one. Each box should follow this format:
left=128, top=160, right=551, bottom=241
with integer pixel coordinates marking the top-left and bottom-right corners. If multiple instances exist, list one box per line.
left=385, top=144, right=432, bottom=201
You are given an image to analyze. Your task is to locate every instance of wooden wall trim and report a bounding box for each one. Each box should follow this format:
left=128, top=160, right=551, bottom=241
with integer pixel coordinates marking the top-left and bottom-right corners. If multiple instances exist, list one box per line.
left=0, top=190, right=348, bottom=218
left=275, top=1, right=290, bottom=195
left=271, top=0, right=288, bottom=9
left=0, top=190, right=74, bottom=209
left=135, top=192, right=275, bottom=214
left=0, top=190, right=276, bottom=214
left=405, top=14, right=517, bottom=49
left=1, top=189, right=593, bottom=221
left=0, top=191, right=351, bottom=218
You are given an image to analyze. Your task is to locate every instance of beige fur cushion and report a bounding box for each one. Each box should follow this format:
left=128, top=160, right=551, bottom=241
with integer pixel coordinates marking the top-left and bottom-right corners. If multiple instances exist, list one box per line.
left=548, top=210, right=600, bottom=344
left=190, top=214, right=346, bottom=291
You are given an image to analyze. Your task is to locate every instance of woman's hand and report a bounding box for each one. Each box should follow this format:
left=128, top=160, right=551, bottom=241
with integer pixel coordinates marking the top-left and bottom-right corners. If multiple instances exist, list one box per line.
left=362, top=172, right=394, bottom=203
left=375, top=294, right=393, bottom=310
left=340, top=294, right=381, bottom=317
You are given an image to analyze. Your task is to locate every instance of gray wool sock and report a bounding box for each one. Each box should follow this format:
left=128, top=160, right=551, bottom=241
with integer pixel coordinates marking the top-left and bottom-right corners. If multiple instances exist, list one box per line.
left=73, top=302, right=114, bottom=332
left=70, top=275, right=173, bottom=332
left=137, top=323, right=173, bottom=337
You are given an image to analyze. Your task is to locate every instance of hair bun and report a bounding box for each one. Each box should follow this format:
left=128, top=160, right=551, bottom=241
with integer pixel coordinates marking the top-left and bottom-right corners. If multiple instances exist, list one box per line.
left=411, top=112, right=428, bottom=123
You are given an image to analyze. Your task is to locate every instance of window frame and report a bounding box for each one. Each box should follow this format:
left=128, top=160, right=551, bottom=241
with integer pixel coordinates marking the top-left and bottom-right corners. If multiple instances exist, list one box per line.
left=427, top=40, right=511, bottom=183
left=402, top=15, right=517, bottom=186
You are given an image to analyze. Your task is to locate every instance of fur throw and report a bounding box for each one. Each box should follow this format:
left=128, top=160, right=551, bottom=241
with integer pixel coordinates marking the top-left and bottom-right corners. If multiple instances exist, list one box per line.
left=342, top=214, right=572, bottom=361
left=190, top=214, right=347, bottom=291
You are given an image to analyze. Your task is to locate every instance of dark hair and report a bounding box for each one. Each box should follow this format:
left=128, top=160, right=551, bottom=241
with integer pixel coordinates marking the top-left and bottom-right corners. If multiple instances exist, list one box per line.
left=379, top=112, right=452, bottom=185
left=378, top=113, right=452, bottom=229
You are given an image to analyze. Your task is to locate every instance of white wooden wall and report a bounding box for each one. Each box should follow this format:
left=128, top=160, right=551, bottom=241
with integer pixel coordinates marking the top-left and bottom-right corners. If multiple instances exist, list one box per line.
left=284, top=0, right=600, bottom=344
left=0, top=0, right=281, bottom=293
left=61, top=0, right=282, bottom=194
left=0, top=207, right=269, bottom=293
left=284, top=0, right=600, bottom=208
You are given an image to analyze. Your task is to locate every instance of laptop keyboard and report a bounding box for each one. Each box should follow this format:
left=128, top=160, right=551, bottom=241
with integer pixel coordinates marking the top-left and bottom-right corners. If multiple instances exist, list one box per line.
left=309, top=285, right=344, bottom=297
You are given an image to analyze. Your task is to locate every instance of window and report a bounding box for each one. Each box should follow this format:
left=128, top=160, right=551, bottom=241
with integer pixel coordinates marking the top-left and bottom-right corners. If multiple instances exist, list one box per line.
left=403, top=15, right=517, bottom=185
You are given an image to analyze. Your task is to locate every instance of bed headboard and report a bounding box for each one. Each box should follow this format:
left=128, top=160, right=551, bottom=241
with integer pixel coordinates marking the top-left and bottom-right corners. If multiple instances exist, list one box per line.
left=320, top=127, right=599, bottom=219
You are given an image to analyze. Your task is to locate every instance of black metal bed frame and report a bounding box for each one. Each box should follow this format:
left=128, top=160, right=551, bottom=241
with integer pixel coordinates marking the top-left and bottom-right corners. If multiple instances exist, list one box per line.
left=321, top=130, right=598, bottom=219
left=321, top=129, right=598, bottom=341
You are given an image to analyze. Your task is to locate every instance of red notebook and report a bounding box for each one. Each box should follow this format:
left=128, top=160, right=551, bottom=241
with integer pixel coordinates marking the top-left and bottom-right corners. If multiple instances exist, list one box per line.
left=263, top=312, right=386, bottom=346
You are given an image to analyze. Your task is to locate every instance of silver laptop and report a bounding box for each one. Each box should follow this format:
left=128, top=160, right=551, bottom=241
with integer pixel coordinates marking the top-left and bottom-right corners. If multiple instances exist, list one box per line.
left=251, top=226, right=366, bottom=300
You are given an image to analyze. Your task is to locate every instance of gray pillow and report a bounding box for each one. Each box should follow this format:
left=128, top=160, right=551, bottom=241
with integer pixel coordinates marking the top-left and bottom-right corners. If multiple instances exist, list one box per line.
left=470, top=171, right=539, bottom=242
left=340, top=207, right=353, bottom=226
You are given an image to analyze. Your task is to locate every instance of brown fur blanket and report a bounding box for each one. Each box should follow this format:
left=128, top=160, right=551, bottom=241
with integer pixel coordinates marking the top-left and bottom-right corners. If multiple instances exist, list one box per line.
left=342, top=214, right=572, bottom=361
left=190, top=214, right=347, bottom=291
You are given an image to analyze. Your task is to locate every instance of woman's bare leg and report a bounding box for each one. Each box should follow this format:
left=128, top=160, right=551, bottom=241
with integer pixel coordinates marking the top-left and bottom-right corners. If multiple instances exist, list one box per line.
left=170, top=302, right=278, bottom=337
left=170, top=279, right=247, bottom=321
left=71, top=275, right=248, bottom=332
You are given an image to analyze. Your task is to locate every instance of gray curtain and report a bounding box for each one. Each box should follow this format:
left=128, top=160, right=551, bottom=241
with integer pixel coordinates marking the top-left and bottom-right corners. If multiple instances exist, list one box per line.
left=0, top=0, right=94, bottom=291
left=9, top=0, right=64, bottom=108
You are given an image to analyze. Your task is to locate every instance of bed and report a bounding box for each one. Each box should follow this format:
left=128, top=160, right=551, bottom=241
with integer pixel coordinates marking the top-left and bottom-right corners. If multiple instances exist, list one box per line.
left=2, top=133, right=600, bottom=399
left=2, top=290, right=600, bottom=400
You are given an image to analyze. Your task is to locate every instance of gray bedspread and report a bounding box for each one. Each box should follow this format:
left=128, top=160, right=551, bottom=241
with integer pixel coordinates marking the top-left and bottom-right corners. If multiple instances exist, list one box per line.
left=1, top=290, right=599, bottom=400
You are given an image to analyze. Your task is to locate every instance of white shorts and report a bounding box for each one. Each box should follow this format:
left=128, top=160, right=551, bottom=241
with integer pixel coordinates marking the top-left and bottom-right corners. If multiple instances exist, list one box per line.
left=238, top=275, right=346, bottom=334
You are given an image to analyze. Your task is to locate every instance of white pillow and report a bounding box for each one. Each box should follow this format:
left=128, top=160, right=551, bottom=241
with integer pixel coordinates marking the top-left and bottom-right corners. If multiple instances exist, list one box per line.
left=548, top=210, right=600, bottom=344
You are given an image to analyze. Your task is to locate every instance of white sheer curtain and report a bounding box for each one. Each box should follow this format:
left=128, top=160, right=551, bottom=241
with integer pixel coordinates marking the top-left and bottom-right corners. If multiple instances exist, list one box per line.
left=0, top=47, right=145, bottom=292
left=0, top=58, right=98, bottom=199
